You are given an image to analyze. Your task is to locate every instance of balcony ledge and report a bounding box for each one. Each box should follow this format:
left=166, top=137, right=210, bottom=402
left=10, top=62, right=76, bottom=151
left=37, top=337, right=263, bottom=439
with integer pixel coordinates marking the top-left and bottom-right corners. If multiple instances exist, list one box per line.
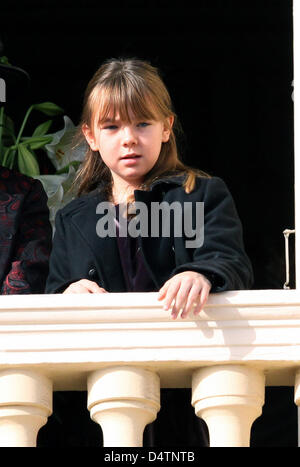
left=0, top=289, right=299, bottom=390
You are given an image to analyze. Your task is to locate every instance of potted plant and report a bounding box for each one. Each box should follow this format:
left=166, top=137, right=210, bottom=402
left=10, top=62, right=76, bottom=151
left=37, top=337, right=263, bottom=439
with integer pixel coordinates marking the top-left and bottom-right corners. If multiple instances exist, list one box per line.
left=0, top=56, right=86, bottom=226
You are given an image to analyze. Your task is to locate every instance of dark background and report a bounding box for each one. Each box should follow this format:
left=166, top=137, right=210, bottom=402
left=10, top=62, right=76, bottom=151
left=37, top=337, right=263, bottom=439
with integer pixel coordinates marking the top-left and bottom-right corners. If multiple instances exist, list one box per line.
left=0, top=0, right=296, bottom=447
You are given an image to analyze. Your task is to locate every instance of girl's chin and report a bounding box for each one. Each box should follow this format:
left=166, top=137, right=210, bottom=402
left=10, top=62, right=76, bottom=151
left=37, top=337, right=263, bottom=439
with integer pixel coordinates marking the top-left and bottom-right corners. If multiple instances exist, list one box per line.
left=120, top=169, right=146, bottom=181
left=115, top=172, right=145, bottom=186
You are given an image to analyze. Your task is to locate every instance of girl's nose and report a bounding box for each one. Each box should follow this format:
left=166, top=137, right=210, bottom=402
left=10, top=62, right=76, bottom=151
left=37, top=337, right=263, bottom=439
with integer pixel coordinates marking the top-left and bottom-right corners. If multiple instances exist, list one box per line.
left=122, top=126, right=138, bottom=146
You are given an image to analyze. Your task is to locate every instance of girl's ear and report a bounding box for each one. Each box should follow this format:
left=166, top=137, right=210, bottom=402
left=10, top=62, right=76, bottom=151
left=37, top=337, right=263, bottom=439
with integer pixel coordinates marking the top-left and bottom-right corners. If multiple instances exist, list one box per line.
left=162, top=116, right=174, bottom=143
left=82, top=124, right=99, bottom=151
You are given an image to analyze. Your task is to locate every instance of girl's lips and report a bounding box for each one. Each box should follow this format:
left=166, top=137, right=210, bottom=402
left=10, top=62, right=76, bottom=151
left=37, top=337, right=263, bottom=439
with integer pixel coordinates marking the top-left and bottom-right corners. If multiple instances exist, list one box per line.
left=120, top=154, right=142, bottom=164
left=121, top=154, right=141, bottom=159
left=121, top=156, right=141, bottom=165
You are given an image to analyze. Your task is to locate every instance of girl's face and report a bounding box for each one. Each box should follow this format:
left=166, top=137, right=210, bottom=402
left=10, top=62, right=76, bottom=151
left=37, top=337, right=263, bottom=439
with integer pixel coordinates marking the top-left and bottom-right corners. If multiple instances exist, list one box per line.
left=83, top=113, right=173, bottom=188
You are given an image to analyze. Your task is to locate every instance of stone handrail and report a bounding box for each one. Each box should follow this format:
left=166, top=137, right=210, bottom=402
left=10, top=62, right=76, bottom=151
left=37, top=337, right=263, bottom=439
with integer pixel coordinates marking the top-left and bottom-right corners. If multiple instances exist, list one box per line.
left=0, top=289, right=299, bottom=446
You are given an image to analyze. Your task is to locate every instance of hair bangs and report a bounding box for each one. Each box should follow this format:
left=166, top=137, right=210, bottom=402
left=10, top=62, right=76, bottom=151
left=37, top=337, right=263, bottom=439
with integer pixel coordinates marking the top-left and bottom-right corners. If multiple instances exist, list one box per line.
left=91, top=78, right=161, bottom=128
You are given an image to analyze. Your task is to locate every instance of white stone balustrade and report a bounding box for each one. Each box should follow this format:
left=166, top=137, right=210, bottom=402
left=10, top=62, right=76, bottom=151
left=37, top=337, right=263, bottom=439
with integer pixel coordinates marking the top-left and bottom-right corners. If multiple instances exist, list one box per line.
left=192, top=365, right=265, bottom=447
left=0, top=290, right=300, bottom=446
left=0, top=369, right=52, bottom=447
left=88, top=366, right=160, bottom=446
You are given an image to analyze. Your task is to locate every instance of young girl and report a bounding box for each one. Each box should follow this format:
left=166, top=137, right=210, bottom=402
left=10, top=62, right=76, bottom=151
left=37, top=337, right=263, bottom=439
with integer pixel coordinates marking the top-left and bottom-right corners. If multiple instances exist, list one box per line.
left=45, top=58, right=253, bottom=318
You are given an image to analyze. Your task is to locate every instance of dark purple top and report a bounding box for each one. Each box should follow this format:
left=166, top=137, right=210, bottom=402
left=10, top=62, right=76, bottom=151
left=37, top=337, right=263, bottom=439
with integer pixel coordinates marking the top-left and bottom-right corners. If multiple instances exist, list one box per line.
left=115, top=205, right=155, bottom=292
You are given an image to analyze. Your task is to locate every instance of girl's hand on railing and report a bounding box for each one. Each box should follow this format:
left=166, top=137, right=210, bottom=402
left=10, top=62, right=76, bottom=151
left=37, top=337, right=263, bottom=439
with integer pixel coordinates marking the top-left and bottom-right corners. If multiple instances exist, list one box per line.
left=63, top=279, right=108, bottom=294
left=157, top=271, right=211, bottom=319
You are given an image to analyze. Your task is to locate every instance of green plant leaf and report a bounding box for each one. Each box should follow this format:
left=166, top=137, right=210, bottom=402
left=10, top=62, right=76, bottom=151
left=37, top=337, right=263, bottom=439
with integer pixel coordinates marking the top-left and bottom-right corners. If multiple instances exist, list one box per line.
left=0, top=141, right=4, bottom=160
left=33, top=102, right=64, bottom=117
left=2, top=147, right=14, bottom=167
left=32, top=120, right=52, bottom=137
left=21, top=135, right=53, bottom=149
left=2, top=115, right=16, bottom=141
left=5, top=148, right=16, bottom=169
left=28, top=137, right=53, bottom=150
left=0, top=56, right=10, bottom=65
left=18, top=144, right=40, bottom=176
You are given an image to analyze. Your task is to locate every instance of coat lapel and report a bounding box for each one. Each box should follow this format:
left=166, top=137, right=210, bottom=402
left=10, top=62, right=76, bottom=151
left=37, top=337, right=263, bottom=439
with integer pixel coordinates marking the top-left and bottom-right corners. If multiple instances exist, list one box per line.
left=69, top=192, right=126, bottom=292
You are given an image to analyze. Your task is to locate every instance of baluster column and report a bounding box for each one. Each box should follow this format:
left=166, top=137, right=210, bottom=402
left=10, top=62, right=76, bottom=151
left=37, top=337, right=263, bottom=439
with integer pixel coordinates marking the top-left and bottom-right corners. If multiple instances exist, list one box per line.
left=0, top=369, right=52, bottom=447
left=87, top=366, right=160, bottom=447
left=192, top=365, right=265, bottom=447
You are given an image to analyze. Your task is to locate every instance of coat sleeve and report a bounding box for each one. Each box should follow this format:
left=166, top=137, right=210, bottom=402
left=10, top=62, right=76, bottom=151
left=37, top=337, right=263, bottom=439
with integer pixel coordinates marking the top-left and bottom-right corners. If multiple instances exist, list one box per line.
left=45, top=210, right=83, bottom=293
left=172, top=177, right=254, bottom=291
left=1, top=179, right=52, bottom=294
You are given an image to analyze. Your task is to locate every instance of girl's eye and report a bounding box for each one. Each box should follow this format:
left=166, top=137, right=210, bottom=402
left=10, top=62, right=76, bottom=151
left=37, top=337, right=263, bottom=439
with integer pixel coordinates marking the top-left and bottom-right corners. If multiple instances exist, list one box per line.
left=103, top=125, right=118, bottom=130
left=137, top=122, right=150, bottom=128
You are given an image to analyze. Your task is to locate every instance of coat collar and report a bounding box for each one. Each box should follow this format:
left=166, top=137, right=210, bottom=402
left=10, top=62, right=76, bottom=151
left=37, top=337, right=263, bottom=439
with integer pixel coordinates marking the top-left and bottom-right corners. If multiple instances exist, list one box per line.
left=92, top=172, right=186, bottom=195
left=147, top=173, right=186, bottom=190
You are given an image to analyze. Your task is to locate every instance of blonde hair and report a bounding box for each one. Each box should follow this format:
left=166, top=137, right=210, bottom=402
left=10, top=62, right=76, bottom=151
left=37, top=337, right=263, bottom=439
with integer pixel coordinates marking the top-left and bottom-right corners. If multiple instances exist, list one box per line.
left=74, top=58, right=209, bottom=197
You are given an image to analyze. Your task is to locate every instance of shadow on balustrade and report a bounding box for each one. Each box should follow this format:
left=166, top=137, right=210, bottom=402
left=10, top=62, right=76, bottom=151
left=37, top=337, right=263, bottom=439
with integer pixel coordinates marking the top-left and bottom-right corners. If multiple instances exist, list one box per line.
left=194, top=301, right=257, bottom=360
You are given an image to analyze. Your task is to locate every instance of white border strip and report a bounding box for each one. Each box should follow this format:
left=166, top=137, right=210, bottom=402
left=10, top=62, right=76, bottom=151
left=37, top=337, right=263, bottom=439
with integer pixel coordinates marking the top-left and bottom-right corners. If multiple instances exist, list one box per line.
left=294, top=1, right=299, bottom=287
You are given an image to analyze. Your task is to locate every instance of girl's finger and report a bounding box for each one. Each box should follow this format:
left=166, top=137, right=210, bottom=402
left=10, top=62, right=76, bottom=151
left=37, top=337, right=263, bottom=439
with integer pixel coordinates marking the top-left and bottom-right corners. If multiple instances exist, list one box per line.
left=180, top=283, right=202, bottom=318
left=88, top=282, right=108, bottom=293
left=162, top=280, right=181, bottom=312
left=157, top=280, right=169, bottom=300
left=63, top=279, right=107, bottom=294
left=193, top=282, right=211, bottom=315
left=171, top=281, right=193, bottom=319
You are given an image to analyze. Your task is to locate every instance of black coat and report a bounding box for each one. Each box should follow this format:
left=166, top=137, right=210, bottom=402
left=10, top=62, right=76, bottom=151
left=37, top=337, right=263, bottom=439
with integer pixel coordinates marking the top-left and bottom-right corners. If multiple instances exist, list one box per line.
left=45, top=175, right=253, bottom=294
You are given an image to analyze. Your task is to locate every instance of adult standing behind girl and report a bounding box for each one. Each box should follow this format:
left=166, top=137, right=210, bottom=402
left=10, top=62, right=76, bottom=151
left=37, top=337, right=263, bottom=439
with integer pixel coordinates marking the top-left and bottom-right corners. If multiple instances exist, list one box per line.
left=0, top=58, right=52, bottom=295
left=45, top=58, right=253, bottom=318
left=0, top=166, right=52, bottom=294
